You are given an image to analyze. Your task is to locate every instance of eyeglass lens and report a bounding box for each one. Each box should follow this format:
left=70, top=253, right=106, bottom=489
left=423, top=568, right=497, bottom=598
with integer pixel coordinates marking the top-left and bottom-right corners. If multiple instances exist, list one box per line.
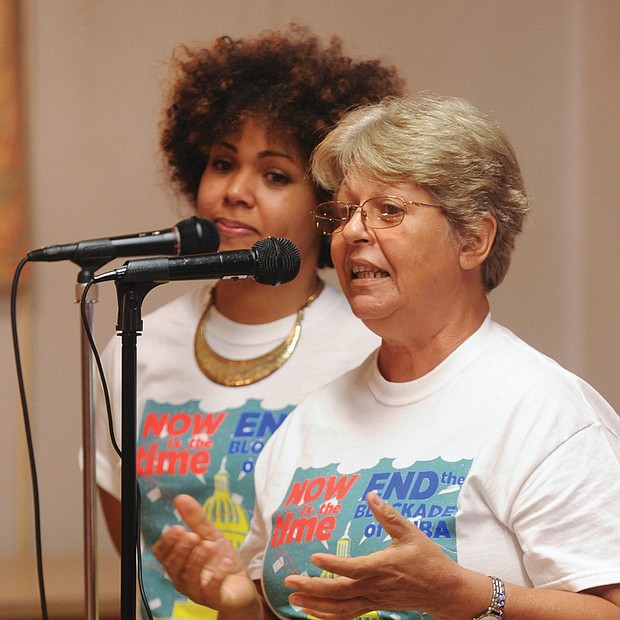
left=315, top=197, right=406, bottom=234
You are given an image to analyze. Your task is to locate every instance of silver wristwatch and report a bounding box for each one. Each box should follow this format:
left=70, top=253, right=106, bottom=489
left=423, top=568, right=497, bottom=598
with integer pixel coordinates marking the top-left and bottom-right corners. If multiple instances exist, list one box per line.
left=472, top=576, right=505, bottom=620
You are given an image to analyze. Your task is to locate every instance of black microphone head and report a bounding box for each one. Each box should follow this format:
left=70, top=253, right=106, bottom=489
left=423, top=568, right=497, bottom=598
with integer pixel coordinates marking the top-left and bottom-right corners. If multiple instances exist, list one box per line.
left=176, top=216, right=219, bottom=255
left=252, top=237, right=300, bottom=286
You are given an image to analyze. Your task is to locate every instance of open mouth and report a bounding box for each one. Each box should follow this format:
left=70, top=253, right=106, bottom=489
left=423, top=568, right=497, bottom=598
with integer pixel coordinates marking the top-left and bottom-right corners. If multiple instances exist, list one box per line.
left=351, top=265, right=389, bottom=279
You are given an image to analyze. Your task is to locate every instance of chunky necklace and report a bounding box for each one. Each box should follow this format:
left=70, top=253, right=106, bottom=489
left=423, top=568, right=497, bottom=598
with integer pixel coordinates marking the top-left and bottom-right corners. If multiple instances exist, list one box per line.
left=194, top=281, right=323, bottom=387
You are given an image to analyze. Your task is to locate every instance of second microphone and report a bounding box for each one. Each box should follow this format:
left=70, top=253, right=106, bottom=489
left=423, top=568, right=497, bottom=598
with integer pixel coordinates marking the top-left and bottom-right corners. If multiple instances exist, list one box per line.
left=94, top=237, right=301, bottom=287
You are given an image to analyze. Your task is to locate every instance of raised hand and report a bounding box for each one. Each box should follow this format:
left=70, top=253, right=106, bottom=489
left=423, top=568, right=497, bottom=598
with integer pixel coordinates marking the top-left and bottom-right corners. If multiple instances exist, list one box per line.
left=152, top=494, right=262, bottom=617
left=283, top=491, right=475, bottom=620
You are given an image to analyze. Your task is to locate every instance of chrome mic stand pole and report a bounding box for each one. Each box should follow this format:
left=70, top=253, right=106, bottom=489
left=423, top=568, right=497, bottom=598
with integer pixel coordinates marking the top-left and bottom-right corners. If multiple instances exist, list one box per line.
left=76, top=271, right=100, bottom=620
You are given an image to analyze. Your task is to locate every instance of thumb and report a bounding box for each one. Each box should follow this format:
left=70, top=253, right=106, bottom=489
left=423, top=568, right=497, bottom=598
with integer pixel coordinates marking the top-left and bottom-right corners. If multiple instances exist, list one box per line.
left=173, top=494, right=221, bottom=541
left=366, top=491, right=423, bottom=545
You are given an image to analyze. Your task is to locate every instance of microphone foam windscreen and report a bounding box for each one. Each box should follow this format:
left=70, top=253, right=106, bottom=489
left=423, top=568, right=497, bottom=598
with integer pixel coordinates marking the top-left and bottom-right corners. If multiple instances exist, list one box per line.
left=178, top=216, right=220, bottom=255
left=253, top=237, right=301, bottom=286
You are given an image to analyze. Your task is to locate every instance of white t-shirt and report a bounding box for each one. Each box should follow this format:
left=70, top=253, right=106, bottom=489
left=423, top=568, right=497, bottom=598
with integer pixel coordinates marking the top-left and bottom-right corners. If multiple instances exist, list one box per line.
left=241, top=315, right=620, bottom=620
left=94, top=281, right=380, bottom=619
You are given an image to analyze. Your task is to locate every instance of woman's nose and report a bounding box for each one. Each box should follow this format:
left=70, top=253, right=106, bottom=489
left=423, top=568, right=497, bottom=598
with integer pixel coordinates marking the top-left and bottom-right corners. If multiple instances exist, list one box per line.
left=341, top=206, right=370, bottom=242
left=225, top=170, right=255, bottom=206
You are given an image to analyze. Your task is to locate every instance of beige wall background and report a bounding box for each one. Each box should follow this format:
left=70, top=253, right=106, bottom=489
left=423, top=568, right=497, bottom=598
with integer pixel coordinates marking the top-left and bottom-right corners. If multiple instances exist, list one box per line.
left=1, top=0, right=619, bottom=612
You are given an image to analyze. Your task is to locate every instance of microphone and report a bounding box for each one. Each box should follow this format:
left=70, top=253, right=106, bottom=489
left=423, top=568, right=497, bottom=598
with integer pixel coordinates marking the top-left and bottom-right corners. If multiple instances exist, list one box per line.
left=94, top=237, right=300, bottom=286
left=27, top=216, right=219, bottom=262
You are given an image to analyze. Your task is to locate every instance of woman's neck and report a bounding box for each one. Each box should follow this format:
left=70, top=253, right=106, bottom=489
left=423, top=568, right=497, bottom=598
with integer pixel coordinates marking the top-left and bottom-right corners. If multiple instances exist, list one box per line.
left=375, top=296, right=490, bottom=382
left=211, top=267, right=323, bottom=324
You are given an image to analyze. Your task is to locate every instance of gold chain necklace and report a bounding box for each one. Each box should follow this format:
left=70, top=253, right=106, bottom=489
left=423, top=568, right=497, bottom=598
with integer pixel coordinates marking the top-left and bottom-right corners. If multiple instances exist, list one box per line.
left=194, top=281, right=323, bottom=387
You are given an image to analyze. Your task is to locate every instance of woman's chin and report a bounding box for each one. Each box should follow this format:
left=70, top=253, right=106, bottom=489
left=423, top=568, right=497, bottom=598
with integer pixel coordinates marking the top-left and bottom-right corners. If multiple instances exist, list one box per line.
left=347, top=297, right=389, bottom=322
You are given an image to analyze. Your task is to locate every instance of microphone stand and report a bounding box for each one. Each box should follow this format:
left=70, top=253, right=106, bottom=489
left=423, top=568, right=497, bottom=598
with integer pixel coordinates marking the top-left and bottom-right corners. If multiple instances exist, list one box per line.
left=76, top=258, right=143, bottom=620
left=114, top=279, right=160, bottom=620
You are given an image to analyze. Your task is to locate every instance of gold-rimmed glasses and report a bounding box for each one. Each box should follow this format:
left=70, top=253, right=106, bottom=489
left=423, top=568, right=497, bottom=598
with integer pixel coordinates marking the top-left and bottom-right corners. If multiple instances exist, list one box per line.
left=312, top=195, right=441, bottom=235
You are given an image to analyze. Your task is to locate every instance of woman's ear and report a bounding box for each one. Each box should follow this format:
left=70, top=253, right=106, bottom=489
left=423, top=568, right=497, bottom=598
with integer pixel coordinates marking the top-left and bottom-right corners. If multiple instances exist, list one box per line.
left=458, top=214, right=497, bottom=271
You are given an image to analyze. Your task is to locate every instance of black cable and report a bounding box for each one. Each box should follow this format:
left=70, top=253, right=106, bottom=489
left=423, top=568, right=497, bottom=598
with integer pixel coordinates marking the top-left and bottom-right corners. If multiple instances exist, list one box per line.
left=10, top=261, right=152, bottom=620
left=137, top=488, right=154, bottom=620
left=10, top=256, right=49, bottom=620
left=79, top=280, right=121, bottom=458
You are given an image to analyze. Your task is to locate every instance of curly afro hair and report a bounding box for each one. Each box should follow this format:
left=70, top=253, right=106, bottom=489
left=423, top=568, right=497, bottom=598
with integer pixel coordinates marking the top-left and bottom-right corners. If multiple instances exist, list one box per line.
left=159, top=24, right=405, bottom=267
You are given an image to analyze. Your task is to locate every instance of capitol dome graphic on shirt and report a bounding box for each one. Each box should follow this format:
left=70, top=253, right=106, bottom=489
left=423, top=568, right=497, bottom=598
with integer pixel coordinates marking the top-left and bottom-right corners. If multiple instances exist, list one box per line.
left=202, top=456, right=250, bottom=549
left=171, top=457, right=250, bottom=618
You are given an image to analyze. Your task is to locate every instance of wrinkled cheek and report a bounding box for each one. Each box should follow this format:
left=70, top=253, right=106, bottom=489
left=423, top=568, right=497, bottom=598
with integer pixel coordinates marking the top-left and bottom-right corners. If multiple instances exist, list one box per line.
left=332, top=256, right=349, bottom=288
left=329, top=237, right=345, bottom=268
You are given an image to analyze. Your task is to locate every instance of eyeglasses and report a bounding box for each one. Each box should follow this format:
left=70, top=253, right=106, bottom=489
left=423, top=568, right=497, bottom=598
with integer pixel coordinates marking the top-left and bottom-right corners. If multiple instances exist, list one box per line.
left=312, top=196, right=441, bottom=235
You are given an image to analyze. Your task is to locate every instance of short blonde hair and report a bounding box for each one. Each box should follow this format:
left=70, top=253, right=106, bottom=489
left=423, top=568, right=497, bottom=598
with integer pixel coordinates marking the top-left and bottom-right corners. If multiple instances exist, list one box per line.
left=311, top=94, right=529, bottom=290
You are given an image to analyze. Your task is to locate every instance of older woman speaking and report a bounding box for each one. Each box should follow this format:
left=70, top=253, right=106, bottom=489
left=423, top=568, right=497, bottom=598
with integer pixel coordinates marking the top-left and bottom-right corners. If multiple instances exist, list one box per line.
left=153, top=95, right=620, bottom=620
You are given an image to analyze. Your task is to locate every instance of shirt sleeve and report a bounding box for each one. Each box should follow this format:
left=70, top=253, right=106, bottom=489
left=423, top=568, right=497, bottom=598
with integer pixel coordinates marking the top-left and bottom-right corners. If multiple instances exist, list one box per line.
left=509, top=421, right=620, bottom=591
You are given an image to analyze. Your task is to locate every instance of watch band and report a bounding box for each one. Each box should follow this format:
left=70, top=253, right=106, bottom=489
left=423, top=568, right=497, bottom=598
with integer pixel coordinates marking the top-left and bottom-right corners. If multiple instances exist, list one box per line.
left=472, top=576, right=505, bottom=620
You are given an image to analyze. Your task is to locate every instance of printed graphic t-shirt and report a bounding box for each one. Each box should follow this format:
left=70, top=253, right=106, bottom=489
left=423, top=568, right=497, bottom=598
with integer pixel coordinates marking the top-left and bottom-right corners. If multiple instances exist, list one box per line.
left=242, top=315, right=620, bottom=620
left=94, top=282, right=380, bottom=619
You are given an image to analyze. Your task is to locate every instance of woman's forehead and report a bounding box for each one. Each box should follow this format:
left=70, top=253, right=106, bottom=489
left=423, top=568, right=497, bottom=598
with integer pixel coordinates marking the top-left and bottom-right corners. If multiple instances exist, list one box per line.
left=337, top=176, right=418, bottom=199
